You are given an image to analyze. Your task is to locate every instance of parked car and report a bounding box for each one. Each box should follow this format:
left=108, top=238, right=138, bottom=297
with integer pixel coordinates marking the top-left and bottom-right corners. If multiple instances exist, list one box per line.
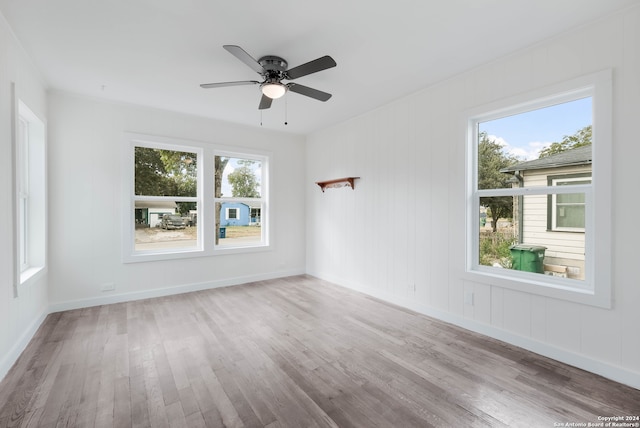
left=160, top=214, right=186, bottom=230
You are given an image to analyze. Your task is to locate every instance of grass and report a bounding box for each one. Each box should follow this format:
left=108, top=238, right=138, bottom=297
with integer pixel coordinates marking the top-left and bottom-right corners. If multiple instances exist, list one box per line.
left=136, top=225, right=261, bottom=242
left=221, top=225, right=261, bottom=239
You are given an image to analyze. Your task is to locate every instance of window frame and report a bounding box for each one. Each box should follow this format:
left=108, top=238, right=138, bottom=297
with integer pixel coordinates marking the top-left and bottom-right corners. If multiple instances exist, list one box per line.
left=226, top=207, right=239, bottom=220
left=549, top=175, right=591, bottom=232
left=122, top=133, right=270, bottom=263
left=464, top=70, right=612, bottom=308
left=12, top=89, right=47, bottom=296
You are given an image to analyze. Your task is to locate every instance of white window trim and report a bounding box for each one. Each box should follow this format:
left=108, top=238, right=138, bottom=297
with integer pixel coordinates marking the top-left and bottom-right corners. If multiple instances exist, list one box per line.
left=464, top=70, right=612, bottom=308
left=122, top=133, right=271, bottom=263
left=551, top=176, right=591, bottom=232
left=12, top=86, right=48, bottom=296
left=226, top=207, right=239, bottom=220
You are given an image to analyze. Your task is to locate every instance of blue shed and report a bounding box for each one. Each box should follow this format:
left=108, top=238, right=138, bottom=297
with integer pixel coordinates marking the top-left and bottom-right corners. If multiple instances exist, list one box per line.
left=220, top=202, right=261, bottom=226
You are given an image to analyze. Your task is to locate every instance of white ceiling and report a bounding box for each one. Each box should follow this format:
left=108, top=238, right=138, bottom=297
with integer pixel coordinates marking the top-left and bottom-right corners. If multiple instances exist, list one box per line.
left=1, top=0, right=637, bottom=135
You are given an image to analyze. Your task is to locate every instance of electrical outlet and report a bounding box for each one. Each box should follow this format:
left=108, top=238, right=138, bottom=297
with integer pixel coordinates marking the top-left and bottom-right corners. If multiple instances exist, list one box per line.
left=464, top=290, right=474, bottom=306
left=100, top=282, right=115, bottom=292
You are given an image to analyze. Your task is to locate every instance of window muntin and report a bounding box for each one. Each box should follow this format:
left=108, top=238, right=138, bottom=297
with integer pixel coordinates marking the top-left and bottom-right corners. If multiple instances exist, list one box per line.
left=466, top=70, right=612, bottom=307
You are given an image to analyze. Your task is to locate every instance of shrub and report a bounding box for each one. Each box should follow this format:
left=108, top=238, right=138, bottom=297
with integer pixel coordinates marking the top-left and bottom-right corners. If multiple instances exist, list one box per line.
left=479, top=230, right=516, bottom=267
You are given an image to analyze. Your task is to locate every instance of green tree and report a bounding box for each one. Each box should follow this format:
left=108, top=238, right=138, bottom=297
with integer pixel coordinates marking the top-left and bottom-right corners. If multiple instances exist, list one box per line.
left=134, top=147, right=168, bottom=196
left=159, top=150, right=197, bottom=197
left=478, top=132, right=519, bottom=232
left=538, top=125, right=591, bottom=158
left=134, top=147, right=197, bottom=198
left=228, top=159, right=260, bottom=197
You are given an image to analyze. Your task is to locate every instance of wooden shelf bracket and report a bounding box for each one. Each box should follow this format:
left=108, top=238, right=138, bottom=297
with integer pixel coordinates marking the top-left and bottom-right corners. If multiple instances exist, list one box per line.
left=315, top=177, right=360, bottom=192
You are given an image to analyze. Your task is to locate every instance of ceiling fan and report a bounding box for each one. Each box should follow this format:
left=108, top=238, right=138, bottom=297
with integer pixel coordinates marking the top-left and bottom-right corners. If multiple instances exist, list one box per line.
left=200, top=45, right=337, bottom=110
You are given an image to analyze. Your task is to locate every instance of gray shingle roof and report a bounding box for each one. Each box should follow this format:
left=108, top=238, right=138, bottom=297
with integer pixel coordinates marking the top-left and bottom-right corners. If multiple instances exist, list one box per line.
left=501, top=145, right=592, bottom=173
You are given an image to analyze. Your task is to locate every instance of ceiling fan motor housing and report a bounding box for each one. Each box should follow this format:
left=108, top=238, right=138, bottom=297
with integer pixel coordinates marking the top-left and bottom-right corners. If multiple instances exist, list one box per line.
left=258, top=55, right=288, bottom=76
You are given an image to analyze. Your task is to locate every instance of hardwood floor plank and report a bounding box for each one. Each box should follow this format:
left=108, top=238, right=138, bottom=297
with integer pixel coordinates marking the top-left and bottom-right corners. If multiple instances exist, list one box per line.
left=1, top=275, right=639, bottom=428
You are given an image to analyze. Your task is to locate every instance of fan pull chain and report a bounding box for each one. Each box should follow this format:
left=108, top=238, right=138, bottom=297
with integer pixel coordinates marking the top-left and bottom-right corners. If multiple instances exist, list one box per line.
left=284, top=93, right=288, bottom=125
left=260, top=110, right=263, bottom=126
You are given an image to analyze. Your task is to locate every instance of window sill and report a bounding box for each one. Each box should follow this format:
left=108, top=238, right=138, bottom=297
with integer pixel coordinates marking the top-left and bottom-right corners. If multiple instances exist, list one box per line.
left=462, top=267, right=610, bottom=309
left=123, top=244, right=271, bottom=263
left=20, top=266, right=46, bottom=287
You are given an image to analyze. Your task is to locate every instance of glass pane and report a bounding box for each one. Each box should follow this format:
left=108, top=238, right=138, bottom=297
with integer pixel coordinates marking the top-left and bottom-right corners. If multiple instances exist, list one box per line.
left=216, top=202, right=263, bottom=248
left=478, top=97, right=592, bottom=190
left=480, top=195, right=586, bottom=280
left=215, top=156, right=262, bottom=198
left=479, top=197, right=517, bottom=267
left=135, top=147, right=197, bottom=197
left=557, top=193, right=585, bottom=204
left=556, top=205, right=585, bottom=228
left=134, top=202, right=198, bottom=251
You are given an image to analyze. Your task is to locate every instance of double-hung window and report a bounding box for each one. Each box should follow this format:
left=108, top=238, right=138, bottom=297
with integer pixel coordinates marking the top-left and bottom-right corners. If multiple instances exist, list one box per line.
left=465, top=70, right=612, bottom=307
left=123, top=134, right=269, bottom=262
left=214, top=153, right=266, bottom=248
left=13, top=97, right=47, bottom=292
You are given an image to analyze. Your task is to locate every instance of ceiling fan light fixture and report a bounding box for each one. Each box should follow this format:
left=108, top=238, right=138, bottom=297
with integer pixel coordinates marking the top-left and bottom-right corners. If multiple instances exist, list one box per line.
left=261, top=82, right=286, bottom=99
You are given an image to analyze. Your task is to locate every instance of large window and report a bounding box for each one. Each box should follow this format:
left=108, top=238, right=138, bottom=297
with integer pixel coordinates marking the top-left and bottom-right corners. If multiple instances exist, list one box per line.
left=215, top=154, right=266, bottom=248
left=14, top=98, right=47, bottom=292
left=466, top=71, right=612, bottom=307
left=123, top=134, right=269, bottom=262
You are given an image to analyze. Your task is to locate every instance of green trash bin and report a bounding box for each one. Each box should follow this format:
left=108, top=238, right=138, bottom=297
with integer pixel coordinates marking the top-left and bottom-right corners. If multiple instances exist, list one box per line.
left=219, top=227, right=226, bottom=238
left=510, top=244, right=546, bottom=273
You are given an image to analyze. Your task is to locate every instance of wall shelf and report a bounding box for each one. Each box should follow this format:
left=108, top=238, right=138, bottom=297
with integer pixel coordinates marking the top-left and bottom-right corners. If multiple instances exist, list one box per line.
left=315, top=177, right=360, bottom=192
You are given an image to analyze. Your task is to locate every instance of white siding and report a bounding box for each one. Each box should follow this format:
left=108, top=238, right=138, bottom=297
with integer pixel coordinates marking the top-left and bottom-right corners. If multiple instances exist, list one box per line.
left=306, top=6, right=640, bottom=388
left=520, top=165, right=591, bottom=277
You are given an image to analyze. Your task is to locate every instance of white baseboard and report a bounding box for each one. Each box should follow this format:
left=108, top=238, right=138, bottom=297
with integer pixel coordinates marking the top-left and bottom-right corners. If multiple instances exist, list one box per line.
left=309, top=271, right=640, bottom=391
left=49, top=268, right=306, bottom=313
left=0, top=309, right=48, bottom=382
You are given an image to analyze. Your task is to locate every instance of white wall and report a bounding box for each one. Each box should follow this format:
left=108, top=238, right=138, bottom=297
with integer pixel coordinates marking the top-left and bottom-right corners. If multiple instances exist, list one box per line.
left=47, top=92, right=306, bottom=309
left=306, top=6, right=640, bottom=388
left=0, top=14, right=49, bottom=379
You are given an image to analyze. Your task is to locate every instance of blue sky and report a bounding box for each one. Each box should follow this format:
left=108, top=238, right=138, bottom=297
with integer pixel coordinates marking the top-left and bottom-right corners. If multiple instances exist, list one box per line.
left=479, top=97, right=592, bottom=160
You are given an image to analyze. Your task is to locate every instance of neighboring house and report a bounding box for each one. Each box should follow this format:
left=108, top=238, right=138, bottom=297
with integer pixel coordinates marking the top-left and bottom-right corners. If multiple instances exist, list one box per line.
left=220, top=202, right=261, bottom=226
left=501, top=145, right=592, bottom=279
left=135, top=201, right=177, bottom=228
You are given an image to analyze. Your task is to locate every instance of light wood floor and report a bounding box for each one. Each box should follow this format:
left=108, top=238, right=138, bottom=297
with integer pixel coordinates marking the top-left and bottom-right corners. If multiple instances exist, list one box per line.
left=1, top=275, right=638, bottom=427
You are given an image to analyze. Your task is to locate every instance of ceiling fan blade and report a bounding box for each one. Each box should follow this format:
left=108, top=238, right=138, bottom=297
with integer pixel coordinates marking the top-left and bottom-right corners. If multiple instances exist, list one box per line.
left=223, top=45, right=264, bottom=74
left=200, top=80, right=260, bottom=89
left=286, top=56, right=336, bottom=80
left=288, top=83, right=332, bottom=102
left=258, top=94, right=273, bottom=110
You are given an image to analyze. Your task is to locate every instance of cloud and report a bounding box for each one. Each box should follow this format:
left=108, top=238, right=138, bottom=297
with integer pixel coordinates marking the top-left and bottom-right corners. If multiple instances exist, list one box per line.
left=487, top=134, right=551, bottom=161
